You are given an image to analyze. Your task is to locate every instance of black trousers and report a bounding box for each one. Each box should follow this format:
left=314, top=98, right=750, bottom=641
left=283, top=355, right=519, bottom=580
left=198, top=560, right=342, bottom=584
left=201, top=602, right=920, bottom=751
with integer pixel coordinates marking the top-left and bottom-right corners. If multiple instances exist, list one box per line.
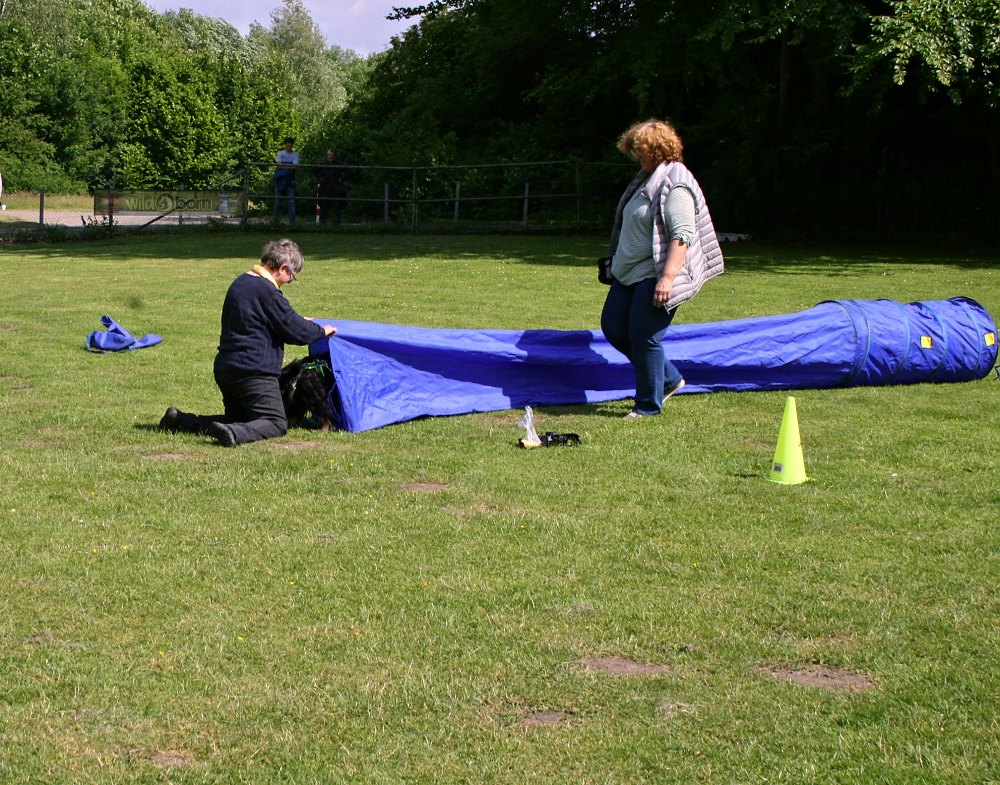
left=318, top=192, right=345, bottom=225
left=173, top=373, right=287, bottom=445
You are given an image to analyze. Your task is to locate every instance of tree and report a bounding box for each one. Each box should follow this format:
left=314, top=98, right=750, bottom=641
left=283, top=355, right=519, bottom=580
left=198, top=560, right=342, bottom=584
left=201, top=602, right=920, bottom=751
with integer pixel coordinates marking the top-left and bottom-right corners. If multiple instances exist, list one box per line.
left=117, top=50, right=231, bottom=189
left=869, top=0, right=1000, bottom=104
left=249, top=0, right=354, bottom=142
left=36, top=45, right=130, bottom=188
left=0, top=0, right=92, bottom=189
left=159, top=8, right=248, bottom=61
left=863, top=0, right=1000, bottom=223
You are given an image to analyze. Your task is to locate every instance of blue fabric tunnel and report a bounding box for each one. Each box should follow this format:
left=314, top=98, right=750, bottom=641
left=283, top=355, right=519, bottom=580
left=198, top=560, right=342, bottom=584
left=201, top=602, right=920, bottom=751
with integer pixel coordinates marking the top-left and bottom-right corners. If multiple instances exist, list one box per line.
left=309, top=297, right=997, bottom=432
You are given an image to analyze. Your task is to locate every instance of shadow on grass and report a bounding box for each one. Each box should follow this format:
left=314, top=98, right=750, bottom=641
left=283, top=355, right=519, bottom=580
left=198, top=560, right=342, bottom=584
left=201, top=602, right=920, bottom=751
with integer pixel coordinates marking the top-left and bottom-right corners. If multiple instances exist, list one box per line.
left=11, top=228, right=999, bottom=273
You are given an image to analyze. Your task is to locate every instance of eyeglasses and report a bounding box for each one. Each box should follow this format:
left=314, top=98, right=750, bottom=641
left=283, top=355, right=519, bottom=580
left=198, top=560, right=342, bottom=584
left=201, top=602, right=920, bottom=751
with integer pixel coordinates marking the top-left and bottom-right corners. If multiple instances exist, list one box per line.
left=283, top=265, right=297, bottom=283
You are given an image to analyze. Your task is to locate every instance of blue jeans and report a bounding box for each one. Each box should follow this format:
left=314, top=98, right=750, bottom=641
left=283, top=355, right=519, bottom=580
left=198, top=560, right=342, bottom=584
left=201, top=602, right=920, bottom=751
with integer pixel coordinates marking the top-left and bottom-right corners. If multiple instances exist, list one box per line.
left=600, top=277, right=683, bottom=415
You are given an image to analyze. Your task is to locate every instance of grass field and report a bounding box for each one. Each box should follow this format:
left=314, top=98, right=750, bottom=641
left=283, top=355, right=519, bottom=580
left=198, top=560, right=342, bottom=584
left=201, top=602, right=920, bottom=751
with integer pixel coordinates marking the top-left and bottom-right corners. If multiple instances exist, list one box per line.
left=1, top=232, right=998, bottom=784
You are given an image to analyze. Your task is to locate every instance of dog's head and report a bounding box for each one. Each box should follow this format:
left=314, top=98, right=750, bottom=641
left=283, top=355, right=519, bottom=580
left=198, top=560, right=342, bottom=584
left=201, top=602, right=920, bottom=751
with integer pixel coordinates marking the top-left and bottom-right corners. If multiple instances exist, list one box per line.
left=280, top=356, right=336, bottom=430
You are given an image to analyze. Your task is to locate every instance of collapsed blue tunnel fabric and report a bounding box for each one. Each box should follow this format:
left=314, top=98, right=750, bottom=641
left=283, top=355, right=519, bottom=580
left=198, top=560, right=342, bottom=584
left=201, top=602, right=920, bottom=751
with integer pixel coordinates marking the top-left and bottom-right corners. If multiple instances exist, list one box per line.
left=85, top=315, right=163, bottom=353
left=310, top=297, right=997, bottom=432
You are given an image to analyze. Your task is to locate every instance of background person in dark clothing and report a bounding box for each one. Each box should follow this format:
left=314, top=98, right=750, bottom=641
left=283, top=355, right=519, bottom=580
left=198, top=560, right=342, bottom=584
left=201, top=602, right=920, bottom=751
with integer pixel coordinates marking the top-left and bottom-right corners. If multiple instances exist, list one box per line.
left=313, top=149, right=347, bottom=226
left=159, top=239, right=337, bottom=447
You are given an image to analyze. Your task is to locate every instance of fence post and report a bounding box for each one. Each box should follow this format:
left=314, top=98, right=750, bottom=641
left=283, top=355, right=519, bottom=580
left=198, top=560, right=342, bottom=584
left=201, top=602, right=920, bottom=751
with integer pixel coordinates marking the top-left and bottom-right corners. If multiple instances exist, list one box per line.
left=522, top=182, right=530, bottom=226
left=454, top=181, right=461, bottom=224
left=39, top=190, right=45, bottom=226
left=411, top=167, right=418, bottom=229
left=575, top=163, right=582, bottom=228
left=384, top=183, right=390, bottom=222
left=240, top=166, right=249, bottom=225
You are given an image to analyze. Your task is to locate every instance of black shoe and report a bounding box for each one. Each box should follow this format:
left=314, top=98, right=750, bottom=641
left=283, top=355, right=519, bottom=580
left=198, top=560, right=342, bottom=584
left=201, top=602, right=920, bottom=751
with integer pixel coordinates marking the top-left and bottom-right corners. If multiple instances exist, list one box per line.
left=159, top=407, right=180, bottom=431
left=208, top=422, right=238, bottom=448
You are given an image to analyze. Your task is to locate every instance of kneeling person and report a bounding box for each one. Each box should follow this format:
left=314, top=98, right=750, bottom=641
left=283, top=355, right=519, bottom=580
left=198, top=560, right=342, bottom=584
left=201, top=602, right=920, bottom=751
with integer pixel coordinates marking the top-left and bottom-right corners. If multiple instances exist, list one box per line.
left=160, top=239, right=336, bottom=447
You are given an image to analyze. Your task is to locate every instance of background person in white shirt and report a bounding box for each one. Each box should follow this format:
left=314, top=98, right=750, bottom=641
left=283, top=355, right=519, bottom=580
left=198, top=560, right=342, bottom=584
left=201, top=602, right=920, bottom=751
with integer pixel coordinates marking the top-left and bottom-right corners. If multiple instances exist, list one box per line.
left=272, top=137, right=300, bottom=225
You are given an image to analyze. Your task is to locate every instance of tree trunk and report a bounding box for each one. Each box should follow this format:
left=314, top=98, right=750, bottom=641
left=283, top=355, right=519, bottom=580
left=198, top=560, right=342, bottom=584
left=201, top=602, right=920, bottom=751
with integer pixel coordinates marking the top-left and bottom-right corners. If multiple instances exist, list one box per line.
left=778, top=29, right=791, bottom=126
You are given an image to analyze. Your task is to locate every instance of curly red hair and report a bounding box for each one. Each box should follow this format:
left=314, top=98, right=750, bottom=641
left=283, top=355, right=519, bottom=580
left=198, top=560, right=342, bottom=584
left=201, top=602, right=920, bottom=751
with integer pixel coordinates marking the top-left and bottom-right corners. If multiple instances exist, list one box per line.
left=617, top=119, right=684, bottom=165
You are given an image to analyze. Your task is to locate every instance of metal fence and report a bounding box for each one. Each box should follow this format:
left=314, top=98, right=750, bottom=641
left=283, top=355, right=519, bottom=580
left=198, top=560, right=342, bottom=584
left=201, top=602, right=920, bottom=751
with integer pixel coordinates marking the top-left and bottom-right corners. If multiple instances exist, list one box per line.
left=0, top=161, right=636, bottom=237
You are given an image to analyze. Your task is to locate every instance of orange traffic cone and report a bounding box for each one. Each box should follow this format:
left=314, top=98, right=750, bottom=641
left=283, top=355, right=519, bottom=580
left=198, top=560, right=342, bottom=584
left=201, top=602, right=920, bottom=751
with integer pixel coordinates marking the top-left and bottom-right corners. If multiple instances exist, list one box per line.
left=769, top=396, right=808, bottom=484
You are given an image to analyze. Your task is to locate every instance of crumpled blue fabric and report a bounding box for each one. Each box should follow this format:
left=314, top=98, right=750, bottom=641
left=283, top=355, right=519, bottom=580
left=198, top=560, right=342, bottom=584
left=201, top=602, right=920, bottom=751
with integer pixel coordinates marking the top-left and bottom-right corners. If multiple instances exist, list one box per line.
left=85, top=315, right=163, bottom=353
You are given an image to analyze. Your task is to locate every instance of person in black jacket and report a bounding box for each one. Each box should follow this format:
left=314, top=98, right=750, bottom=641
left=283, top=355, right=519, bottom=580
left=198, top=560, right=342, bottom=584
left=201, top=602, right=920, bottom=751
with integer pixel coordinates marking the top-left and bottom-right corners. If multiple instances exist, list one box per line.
left=314, top=149, right=347, bottom=226
left=159, top=239, right=337, bottom=447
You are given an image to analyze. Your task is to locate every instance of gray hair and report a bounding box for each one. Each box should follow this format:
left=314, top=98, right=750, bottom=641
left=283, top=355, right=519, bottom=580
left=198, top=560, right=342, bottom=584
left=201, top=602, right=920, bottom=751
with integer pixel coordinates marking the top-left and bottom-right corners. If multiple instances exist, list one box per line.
left=260, top=238, right=304, bottom=274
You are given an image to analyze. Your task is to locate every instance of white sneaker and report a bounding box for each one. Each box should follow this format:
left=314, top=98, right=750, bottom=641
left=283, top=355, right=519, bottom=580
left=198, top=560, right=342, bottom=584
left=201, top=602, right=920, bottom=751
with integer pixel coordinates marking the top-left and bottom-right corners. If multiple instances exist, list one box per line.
left=662, top=378, right=686, bottom=404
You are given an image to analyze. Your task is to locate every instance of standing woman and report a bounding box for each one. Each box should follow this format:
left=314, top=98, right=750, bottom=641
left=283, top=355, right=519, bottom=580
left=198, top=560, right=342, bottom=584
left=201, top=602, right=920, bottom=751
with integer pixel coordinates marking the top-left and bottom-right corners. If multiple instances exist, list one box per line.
left=600, top=119, right=724, bottom=419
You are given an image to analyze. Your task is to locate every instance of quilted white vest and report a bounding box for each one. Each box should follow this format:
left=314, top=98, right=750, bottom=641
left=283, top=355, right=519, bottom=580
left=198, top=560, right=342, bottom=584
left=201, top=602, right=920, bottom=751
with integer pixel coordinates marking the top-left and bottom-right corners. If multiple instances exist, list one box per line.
left=653, top=162, right=724, bottom=309
left=608, top=162, right=725, bottom=310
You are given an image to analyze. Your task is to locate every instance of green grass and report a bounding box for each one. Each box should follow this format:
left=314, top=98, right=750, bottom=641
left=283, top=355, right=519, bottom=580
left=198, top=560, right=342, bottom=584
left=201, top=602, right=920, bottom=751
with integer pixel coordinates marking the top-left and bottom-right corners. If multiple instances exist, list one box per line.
left=1, top=232, right=998, bottom=784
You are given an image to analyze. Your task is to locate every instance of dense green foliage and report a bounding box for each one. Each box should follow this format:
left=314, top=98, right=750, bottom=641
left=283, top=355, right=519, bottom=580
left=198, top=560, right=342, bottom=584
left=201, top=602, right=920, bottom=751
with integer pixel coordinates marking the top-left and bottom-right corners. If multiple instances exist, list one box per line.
left=0, top=0, right=367, bottom=191
left=2, top=0, right=999, bottom=239
left=338, top=0, right=1000, bottom=239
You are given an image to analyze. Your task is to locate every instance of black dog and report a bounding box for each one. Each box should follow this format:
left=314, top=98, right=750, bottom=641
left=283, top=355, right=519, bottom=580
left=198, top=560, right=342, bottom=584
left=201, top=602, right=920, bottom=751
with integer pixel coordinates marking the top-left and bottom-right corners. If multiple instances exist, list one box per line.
left=279, top=356, right=337, bottom=431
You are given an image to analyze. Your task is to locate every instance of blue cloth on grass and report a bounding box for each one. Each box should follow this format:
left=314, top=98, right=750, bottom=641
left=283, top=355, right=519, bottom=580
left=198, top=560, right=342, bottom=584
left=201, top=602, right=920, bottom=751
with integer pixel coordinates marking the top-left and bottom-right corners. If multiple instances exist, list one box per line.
left=85, top=315, right=163, bottom=353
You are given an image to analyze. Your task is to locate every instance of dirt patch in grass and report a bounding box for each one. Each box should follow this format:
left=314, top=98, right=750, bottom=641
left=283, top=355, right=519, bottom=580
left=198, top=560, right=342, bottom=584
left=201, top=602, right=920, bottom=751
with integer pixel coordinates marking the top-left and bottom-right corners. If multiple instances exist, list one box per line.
left=24, top=629, right=56, bottom=645
left=150, top=749, right=196, bottom=767
left=269, top=439, right=323, bottom=450
left=22, top=438, right=63, bottom=447
left=547, top=601, right=595, bottom=618
left=761, top=664, right=875, bottom=692
left=452, top=501, right=536, bottom=519
left=452, top=501, right=498, bottom=516
left=405, top=482, right=450, bottom=493
left=519, top=709, right=573, bottom=726
left=658, top=701, right=698, bottom=720
left=2, top=374, right=32, bottom=390
left=582, top=655, right=673, bottom=676
left=146, top=451, right=189, bottom=461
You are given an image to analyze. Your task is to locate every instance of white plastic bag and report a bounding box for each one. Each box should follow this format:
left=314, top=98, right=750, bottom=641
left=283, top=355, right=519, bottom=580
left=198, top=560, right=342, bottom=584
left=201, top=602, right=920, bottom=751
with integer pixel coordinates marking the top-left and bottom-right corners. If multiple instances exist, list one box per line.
left=518, top=406, right=542, bottom=449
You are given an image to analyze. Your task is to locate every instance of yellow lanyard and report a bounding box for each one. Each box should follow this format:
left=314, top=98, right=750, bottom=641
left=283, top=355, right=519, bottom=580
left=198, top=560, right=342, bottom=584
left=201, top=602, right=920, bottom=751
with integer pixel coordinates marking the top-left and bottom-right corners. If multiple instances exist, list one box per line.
left=251, top=264, right=280, bottom=289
